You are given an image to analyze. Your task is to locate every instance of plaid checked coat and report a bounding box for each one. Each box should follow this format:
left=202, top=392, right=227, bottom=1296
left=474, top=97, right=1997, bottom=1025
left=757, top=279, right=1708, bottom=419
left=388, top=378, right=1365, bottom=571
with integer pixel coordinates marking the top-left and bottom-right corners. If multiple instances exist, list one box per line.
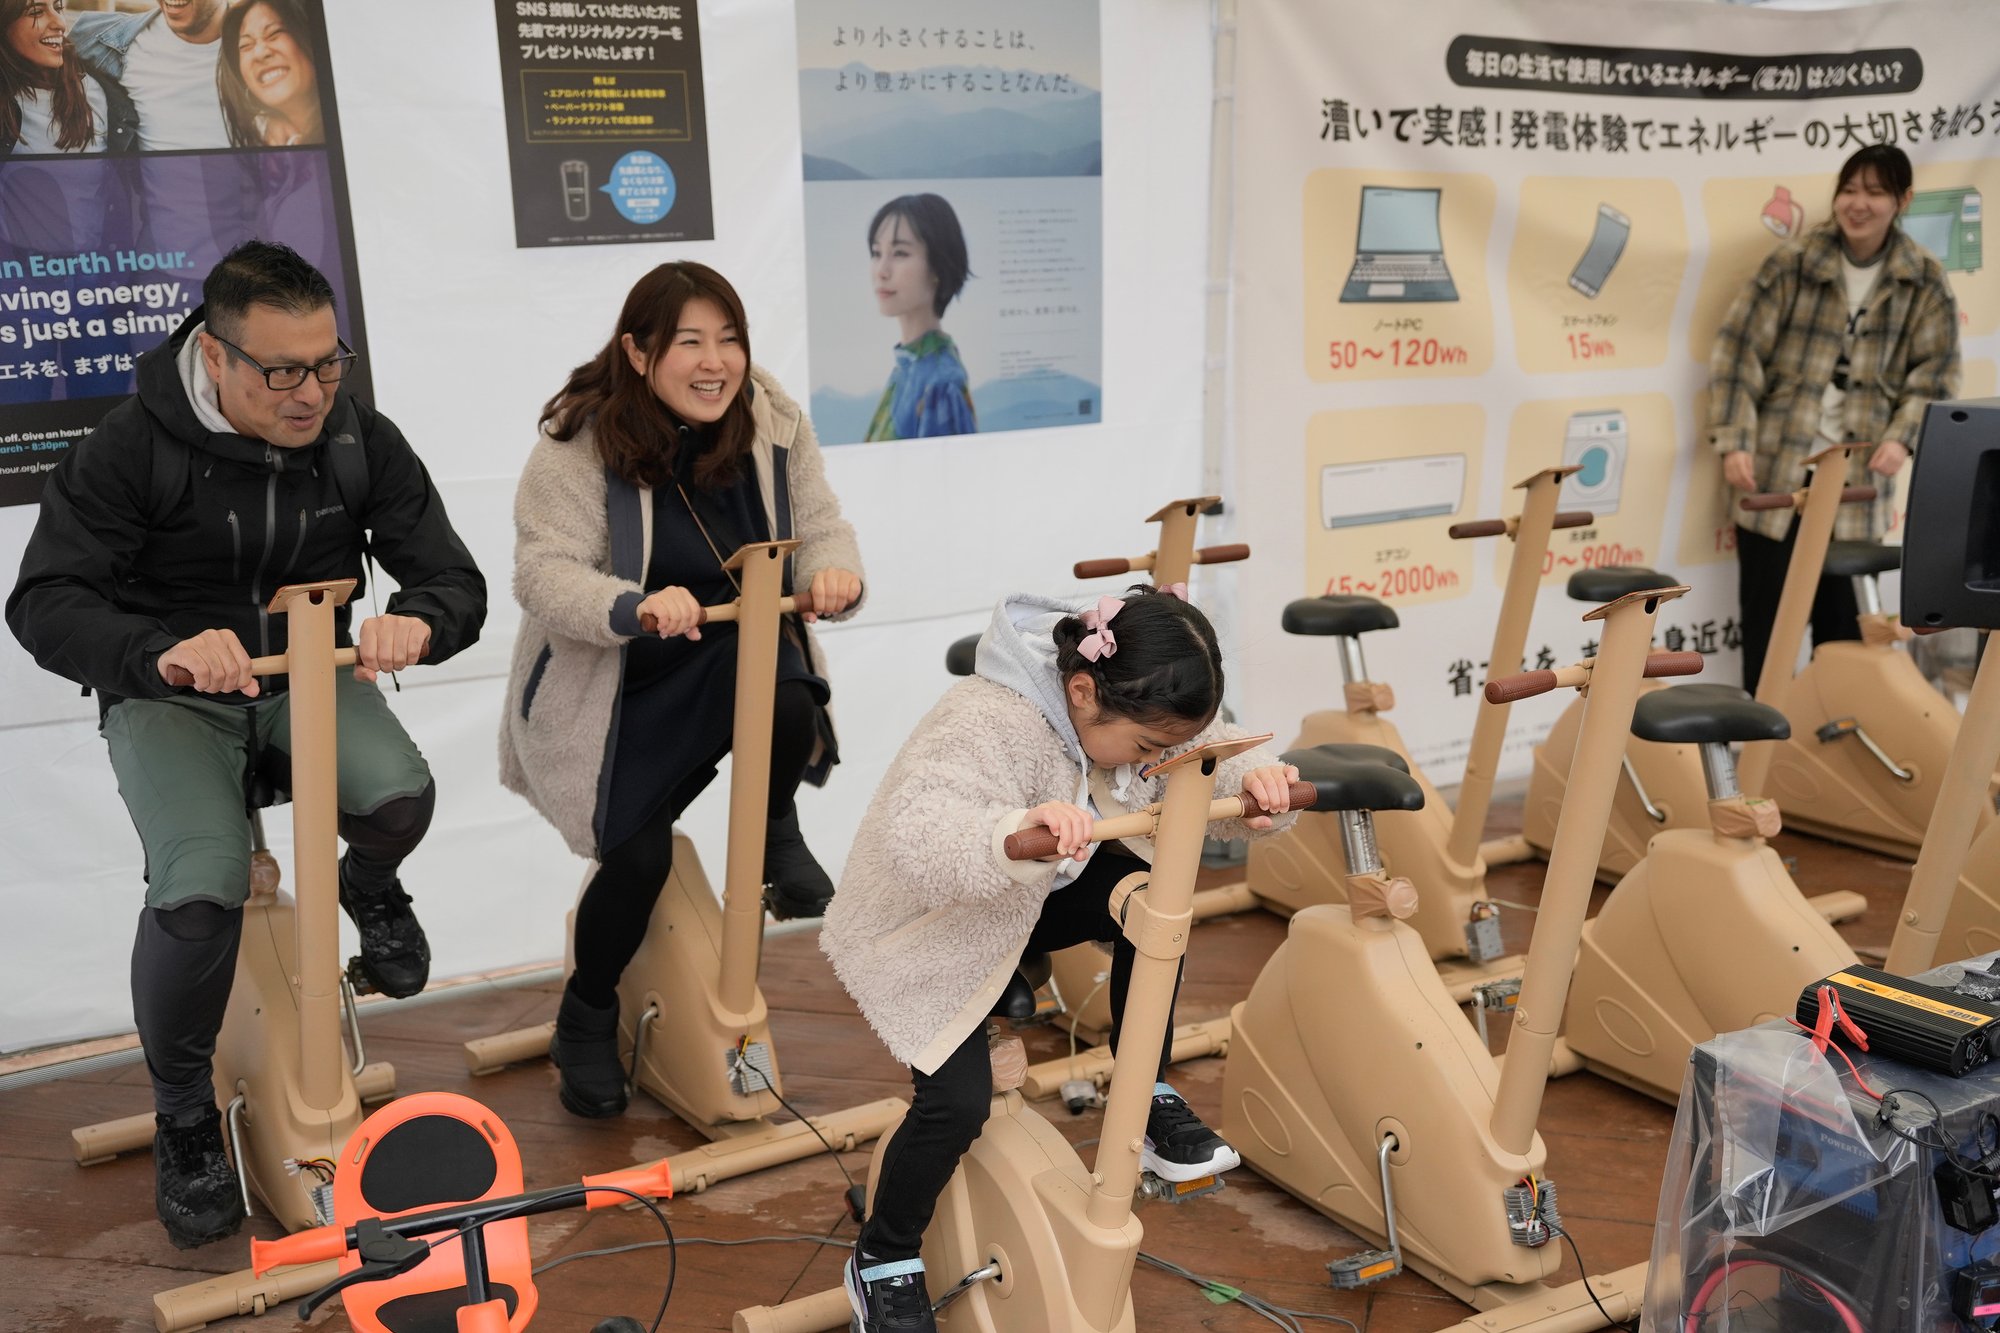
left=1707, top=221, right=1961, bottom=542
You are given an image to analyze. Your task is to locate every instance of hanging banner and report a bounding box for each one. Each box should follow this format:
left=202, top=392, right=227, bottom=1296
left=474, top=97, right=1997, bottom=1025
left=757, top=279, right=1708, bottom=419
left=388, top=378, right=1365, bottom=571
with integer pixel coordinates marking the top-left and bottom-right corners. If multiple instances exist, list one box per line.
left=795, top=3, right=1103, bottom=445
left=1232, top=0, right=2000, bottom=777
left=492, top=0, right=714, bottom=248
left=0, top=0, right=369, bottom=509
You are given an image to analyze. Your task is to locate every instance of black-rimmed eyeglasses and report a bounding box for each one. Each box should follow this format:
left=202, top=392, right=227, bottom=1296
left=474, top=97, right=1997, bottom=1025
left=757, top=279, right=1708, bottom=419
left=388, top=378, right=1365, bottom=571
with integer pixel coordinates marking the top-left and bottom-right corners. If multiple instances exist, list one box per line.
left=212, top=333, right=358, bottom=391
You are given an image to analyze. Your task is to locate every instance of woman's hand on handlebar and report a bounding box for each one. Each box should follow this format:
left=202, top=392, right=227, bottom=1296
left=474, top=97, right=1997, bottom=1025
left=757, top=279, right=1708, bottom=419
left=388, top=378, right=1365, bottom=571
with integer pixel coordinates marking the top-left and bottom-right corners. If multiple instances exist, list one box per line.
left=1239, top=764, right=1301, bottom=829
left=158, top=628, right=259, bottom=697
left=1868, top=440, right=1909, bottom=477
left=637, top=586, right=703, bottom=640
left=1721, top=451, right=1757, bottom=492
left=1024, top=802, right=1093, bottom=862
left=803, top=567, right=862, bottom=623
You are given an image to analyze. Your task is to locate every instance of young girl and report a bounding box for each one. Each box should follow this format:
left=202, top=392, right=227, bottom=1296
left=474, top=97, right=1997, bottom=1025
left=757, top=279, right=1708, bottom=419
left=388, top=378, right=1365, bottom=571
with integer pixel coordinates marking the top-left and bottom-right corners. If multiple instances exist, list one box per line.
left=821, top=586, right=1298, bottom=1331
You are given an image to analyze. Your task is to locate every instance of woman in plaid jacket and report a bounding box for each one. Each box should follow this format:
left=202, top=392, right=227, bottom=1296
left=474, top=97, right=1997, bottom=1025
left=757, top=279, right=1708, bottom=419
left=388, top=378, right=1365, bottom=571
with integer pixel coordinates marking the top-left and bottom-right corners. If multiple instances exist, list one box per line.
left=1707, top=144, right=1960, bottom=688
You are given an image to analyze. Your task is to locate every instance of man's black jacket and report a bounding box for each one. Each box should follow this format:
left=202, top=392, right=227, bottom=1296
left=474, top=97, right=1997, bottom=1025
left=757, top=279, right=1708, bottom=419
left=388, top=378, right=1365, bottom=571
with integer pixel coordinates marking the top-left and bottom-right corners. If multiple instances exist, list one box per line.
left=6, top=310, right=487, bottom=708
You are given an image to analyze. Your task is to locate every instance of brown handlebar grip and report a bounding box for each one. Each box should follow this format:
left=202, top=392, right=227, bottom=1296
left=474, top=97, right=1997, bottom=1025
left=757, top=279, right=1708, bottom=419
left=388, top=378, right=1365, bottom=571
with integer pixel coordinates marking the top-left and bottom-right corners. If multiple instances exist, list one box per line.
left=1484, top=669, right=1558, bottom=704
left=1073, top=557, right=1135, bottom=578
left=1238, top=780, right=1321, bottom=818
left=1739, top=492, right=1797, bottom=511
left=1004, top=825, right=1066, bottom=862
left=1448, top=518, right=1509, bottom=540
left=1643, top=651, right=1706, bottom=679
left=1553, top=511, right=1596, bottom=529
left=1840, top=484, right=1878, bottom=505
left=1192, top=543, right=1251, bottom=566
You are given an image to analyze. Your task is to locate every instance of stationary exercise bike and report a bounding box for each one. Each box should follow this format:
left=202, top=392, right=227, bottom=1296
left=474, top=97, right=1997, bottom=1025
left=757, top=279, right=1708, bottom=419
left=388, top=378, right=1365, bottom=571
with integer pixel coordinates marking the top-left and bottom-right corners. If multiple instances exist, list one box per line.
left=1507, top=560, right=1876, bottom=920
left=465, top=541, right=904, bottom=1193
left=251, top=1090, right=675, bottom=1333
left=1223, top=585, right=1695, bottom=1327
left=1245, top=467, right=1588, bottom=995
left=734, top=738, right=1318, bottom=1333
left=1736, top=444, right=1981, bottom=859
left=1879, top=399, right=2000, bottom=976
left=64, top=580, right=403, bottom=1332
left=1555, top=680, right=1858, bottom=1104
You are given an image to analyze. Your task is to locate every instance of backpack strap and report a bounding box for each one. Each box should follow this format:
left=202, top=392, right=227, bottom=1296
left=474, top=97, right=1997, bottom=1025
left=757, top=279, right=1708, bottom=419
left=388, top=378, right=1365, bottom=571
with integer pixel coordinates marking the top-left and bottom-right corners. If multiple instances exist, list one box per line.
left=325, top=395, right=370, bottom=549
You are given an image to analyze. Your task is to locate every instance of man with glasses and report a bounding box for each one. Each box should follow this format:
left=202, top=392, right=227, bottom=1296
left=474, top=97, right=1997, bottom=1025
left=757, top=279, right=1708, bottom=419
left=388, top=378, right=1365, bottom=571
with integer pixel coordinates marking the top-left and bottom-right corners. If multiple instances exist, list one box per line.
left=6, top=240, right=486, bottom=1249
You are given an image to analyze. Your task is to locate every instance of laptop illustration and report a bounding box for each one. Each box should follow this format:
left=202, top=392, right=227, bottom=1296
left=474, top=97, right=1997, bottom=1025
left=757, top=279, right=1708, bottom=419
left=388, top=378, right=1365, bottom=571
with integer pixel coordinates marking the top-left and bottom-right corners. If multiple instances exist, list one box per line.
left=1339, top=186, right=1459, bottom=303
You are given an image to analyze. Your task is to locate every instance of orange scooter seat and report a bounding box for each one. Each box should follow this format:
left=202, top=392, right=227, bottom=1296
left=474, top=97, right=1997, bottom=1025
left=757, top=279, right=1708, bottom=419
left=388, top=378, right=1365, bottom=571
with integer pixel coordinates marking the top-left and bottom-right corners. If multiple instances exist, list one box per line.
left=330, top=1092, right=537, bottom=1333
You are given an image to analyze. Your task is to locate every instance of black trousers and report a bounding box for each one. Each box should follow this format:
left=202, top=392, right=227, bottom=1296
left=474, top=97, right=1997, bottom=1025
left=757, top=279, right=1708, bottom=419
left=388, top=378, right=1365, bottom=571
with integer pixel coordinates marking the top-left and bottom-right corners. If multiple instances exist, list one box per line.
left=569, top=679, right=819, bottom=1007
left=856, top=850, right=1181, bottom=1261
left=1736, top=521, right=1861, bottom=692
left=130, top=780, right=436, bottom=1122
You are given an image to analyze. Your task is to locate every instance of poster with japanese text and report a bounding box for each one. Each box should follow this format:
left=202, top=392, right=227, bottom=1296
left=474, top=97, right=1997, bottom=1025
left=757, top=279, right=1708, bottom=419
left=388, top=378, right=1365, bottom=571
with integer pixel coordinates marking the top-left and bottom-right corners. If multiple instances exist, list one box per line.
left=795, top=3, right=1102, bottom=445
left=492, top=0, right=713, bottom=248
left=1231, top=0, right=2000, bottom=778
left=0, top=0, right=368, bottom=508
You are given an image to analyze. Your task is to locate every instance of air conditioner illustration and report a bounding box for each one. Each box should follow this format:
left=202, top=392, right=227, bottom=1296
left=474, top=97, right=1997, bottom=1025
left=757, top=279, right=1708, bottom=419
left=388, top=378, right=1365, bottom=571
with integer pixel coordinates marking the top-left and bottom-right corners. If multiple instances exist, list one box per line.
left=1320, top=453, right=1467, bottom=529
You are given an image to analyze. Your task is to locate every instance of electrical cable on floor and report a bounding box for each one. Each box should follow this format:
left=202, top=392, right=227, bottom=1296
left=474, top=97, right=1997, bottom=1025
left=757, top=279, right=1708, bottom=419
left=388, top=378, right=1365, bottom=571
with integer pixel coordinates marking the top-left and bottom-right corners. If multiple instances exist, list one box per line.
left=735, top=1037, right=860, bottom=1196
left=1137, top=1251, right=1361, bottom=1333
left=535, top=1232, right=855, bottom=1276
left=1547, top=1223, right=1637, bottom=1333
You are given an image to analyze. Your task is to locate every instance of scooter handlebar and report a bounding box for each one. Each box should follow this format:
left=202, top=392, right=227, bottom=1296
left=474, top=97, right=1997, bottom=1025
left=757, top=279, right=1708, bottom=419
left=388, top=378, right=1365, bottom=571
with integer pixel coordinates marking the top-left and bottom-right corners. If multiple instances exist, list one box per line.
left=160, top=646, right=359, bottom=688
left=1483, top=650, right=1705, bottom=704
left=1447, top=511, right=1596, bottom=540
left=581, top=1160, right=676, bottom=1210
left=252, top=1224, right=347, bottom=1275
left=1739, top=484, right=1877, bottom=512
left=1002, top=780, right=1319, bottom=861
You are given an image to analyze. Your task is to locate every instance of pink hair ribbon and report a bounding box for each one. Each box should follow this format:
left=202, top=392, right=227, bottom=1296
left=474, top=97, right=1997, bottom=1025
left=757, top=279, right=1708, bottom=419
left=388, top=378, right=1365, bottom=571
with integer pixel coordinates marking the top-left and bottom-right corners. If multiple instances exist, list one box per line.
left=1078, top=595, right=1124, bottom=662
left=1158, top=582, right=1189, bottom=602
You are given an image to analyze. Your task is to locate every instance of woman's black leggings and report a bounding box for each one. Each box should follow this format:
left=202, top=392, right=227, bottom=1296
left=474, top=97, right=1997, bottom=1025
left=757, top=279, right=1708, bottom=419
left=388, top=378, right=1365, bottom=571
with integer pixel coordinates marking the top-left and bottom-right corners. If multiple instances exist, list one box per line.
left=569, top=679, right=819, bottom=1006
left=856, top=850, right=1181, bottom=1262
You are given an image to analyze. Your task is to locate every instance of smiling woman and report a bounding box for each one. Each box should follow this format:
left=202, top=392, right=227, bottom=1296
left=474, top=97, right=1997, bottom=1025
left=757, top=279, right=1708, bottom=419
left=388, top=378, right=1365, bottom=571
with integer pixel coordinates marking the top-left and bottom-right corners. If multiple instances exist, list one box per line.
left=215, top=0, right=321, bottom=147
left=0, top=0, right=119, bottom=154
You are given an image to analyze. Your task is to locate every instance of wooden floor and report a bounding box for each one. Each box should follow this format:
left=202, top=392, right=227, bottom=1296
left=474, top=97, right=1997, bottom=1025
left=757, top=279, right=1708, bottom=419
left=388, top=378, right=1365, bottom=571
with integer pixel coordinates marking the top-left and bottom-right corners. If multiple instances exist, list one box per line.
left=0, top=794, right=1919, bottom=1333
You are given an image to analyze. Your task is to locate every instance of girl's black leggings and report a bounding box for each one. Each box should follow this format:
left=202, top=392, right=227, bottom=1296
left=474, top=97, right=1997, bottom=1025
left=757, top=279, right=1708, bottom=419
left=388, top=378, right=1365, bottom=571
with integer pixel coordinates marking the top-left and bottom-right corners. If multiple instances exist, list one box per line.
left=856, top=849, right=1180, bottom=1261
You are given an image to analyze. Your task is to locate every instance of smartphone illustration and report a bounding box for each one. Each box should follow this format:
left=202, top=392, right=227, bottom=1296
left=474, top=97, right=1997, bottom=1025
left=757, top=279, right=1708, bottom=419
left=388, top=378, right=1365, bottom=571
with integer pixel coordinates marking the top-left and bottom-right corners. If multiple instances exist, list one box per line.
left=1567, top=203, right=1630, bottom=299
left=560, top=160, right=591, bottom=222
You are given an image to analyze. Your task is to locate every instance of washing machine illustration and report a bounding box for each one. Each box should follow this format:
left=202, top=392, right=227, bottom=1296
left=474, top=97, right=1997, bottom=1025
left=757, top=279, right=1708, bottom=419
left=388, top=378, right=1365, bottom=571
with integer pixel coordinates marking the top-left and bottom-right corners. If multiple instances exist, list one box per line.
left=1559, top=409, right=1627, bottom=517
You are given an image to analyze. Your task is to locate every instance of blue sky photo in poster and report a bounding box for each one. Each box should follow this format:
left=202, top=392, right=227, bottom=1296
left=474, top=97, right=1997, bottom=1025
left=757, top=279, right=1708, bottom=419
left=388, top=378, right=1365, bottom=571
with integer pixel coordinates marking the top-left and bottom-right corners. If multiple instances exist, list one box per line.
left=796, top=5, right=1103, bottom=445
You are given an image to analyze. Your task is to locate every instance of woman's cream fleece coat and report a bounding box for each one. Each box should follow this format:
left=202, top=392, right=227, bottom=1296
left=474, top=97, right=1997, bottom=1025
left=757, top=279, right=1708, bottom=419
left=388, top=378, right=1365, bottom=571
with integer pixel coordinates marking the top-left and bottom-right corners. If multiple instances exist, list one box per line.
left=821, top=646, right=1289, bottom=1074
left=498, top=366, right=863, bottom=859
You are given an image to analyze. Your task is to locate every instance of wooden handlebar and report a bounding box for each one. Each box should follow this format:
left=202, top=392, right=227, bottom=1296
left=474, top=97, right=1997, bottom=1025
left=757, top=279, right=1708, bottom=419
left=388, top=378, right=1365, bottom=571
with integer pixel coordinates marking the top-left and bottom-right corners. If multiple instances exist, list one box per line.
left=1002, top=780, right=1319, bottom=861
left=639, top=589, right=821, bottom=635
left=1483, top=650, right=1705, bottom=704
left=1447, top=511, right=1597, bottom=540
left=161, top=646, right=359, bottom=688
left=1071, top=543, right=1251, bottom=580
left=1740, top=484, right=1877, bottom=512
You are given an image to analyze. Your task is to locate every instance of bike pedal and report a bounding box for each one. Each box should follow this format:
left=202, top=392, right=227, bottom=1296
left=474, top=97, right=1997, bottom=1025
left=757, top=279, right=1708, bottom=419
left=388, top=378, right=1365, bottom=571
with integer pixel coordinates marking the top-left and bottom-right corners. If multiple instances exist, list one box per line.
left=344, top=955, right=378, bottom=996
left=1328, top=1248, right=1402, bottom=1288
left=1138, top=1170, right=1224, bottom=1204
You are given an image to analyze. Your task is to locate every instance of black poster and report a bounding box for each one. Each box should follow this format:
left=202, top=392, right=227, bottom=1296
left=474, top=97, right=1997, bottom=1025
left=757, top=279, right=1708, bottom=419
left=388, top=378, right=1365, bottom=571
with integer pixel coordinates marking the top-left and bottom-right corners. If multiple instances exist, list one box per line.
left=493, top=1, right=715, bottom=248
left=0, top=0, right=370, bottom=509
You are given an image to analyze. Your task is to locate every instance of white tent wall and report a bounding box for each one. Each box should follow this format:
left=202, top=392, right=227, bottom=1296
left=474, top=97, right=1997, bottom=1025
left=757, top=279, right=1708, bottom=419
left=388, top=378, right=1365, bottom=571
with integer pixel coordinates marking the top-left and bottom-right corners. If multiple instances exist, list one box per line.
left=0, top=0, right=1219, bottom=1054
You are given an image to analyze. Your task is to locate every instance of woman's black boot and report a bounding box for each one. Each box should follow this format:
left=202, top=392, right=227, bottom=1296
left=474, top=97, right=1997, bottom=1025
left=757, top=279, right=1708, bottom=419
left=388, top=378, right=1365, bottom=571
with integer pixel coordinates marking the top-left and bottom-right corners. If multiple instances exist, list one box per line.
left=551, top=979, right=628, bottom=1117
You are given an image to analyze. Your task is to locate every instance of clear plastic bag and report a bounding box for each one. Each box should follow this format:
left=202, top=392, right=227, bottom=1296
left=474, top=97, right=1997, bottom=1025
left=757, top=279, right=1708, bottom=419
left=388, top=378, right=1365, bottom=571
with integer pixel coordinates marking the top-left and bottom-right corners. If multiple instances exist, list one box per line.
left=1643, top=960, right=2000, bottom=1332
